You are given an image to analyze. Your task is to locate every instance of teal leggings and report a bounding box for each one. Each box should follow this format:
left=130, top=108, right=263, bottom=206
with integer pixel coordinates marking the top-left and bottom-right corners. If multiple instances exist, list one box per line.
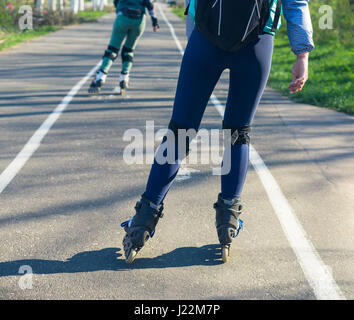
left=100, top=13, right=146, bottom=74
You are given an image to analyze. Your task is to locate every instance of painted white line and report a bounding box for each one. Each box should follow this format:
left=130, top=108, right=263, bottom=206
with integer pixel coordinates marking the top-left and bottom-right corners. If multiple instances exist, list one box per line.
left=209, top=94, right=225, bottom=117
left=176, top=167, right=200, bottom=181
left=0, top=61, right=101, bottom=195
left=157, top=4, right=185, bottom=55
left=157, top=2, right=345, bottom=300
left=249, top=145, right=345, bottom=300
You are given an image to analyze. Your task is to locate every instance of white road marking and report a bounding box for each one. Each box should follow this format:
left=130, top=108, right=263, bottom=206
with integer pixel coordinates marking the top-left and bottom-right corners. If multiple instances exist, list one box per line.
left=0, top=61, right=101, bottom=195
left=175, top=167, right=200, bottom=181
left=157, top=2, right=345, bottom=300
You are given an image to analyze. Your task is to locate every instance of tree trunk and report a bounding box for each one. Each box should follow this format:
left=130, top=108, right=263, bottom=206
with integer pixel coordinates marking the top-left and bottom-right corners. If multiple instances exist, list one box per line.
left=58, top=0, right=64, bottom=12
left=70, top=0, right=79, bottom=13
left=98, top=0, right=107, bottom=11
left=48, top=0, right=57, bottom=11
left=35, top=0, right=44, bottom=13
left=78, top=0, right=85, bottom=11
left=92, top=0, right=98, bottom=11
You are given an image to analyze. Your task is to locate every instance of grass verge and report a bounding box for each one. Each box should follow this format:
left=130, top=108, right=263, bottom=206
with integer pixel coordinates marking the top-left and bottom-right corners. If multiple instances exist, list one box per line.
left=0, top=25, right=59, bottom=51
left=171, top=6, right=186, bottom=20
left=269, top=31, right=353, bottom=115
left=0, top=10, right=112, bottom=52
left=170, top=6, right=353, bottom=115
left=77, top=10, right=112, bottom=22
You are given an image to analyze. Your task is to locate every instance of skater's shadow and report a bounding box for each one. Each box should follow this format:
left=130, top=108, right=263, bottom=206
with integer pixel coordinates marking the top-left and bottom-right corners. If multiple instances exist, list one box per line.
left=0, top=248, right=123, bottom=276
left=0, top=245, right=223, bottom=276
left=127, top=244, right=225, bottom=269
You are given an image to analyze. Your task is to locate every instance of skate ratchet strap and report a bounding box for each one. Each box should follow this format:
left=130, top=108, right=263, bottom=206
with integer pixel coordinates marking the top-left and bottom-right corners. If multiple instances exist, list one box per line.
left=147, top=202, right=164, bottom=217
left=222, top=122, right=251, bottom=145
left=132, top=212, right=160, bottom=236
left=138, top=196, right=164, bottom=217
left=120, top=207, right=162, bottom=238
left=120, top=216, right=159, bottom=237
left=215, top=206, right=241, bottom=226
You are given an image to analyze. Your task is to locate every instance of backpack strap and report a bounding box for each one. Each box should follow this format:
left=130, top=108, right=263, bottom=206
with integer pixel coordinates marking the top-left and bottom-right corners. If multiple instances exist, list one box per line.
left=271, top=0, right=282, bottom=32
left=184, top=1, right=190, bottom=15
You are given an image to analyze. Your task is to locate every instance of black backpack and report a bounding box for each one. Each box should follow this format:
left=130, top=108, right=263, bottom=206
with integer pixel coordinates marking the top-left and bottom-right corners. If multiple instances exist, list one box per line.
left=186, top=0, right=281, bottom=52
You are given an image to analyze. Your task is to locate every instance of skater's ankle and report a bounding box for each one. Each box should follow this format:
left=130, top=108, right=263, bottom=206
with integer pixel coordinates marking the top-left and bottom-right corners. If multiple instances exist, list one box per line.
left=120, top=72, right=129, bottom=80
left=140, top=193, right=163, bottom=212
left=218, top=193, right=241, bottom=206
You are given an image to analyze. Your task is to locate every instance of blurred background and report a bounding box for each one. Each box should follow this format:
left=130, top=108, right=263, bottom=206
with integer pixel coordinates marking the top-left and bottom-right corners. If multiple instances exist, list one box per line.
left=0, top=0, right=353, bottom=114
left=170, top=0, right=353, bottom=115
left=0, top=0, right=115, bottom=49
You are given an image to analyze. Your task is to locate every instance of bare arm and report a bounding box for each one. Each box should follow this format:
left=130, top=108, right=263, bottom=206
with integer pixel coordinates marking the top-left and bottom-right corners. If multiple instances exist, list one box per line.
left=282, top=0, right=314, bottom=93
left=289, top=52, right=309, bottom=94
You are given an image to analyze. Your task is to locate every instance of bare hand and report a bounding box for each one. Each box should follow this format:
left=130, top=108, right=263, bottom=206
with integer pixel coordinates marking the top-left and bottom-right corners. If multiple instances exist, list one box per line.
left=153, top=26, right=159, bottom=32
left=289, top=52, right=309, bottom=94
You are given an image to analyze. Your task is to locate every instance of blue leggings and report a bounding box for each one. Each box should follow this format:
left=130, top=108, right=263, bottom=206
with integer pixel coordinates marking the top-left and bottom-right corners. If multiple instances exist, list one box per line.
left=144, top=29, right=274, bottom=205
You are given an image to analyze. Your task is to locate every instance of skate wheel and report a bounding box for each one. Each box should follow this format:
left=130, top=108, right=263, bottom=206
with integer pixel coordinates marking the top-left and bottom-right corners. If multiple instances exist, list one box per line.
left=123, top=234, right=138, bottom=264
left=221, top=245, right=230, bottom=263
left=88, top=87, right=100, bottom=95
left=126, top=248, right=138, bottom=264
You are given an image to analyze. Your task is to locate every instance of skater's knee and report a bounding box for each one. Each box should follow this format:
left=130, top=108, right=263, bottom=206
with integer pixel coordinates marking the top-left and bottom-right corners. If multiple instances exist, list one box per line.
left=222, top=122, right=251, bottom=145
left=103, top=45, right=119, bottom=61
left=121, top=46, right=134, bottom=62
left=165, top=120, right=197, bottom=157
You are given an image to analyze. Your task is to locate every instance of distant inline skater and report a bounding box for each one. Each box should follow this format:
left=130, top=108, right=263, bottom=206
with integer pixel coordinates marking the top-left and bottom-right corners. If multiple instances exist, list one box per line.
left=88, top=0, right=159, bottom=95
left=121, top=0, right=315, bottom=263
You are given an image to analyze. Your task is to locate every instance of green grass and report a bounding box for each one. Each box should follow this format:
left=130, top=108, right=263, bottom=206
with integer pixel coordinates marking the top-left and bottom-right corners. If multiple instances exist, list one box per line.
left=171, top=6, right=186, bottom=20
left=0, top=10, right=112, bottom=52
left=269, top=30, right=354, bottom=115
left=170, top=5, right=354, bottom=115
left=0, top=25, right=59, bottom=51
left=77, top=10, right=112, bottom=22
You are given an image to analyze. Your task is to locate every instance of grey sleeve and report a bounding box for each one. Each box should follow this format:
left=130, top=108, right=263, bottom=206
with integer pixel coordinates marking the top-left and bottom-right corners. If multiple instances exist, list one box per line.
left=282, top=0, right=315, bottom=54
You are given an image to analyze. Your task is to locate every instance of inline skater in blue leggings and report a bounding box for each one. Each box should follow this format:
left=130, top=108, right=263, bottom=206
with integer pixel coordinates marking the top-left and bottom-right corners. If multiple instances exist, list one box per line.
left=121, top=0, right=314, bottom=263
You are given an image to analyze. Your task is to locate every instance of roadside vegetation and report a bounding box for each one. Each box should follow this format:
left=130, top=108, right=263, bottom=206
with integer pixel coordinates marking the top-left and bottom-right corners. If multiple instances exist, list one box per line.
left=0, top=0, right=114, bottom=51
left=269, top=0, right=353, bottom=115
left=171, top=1, right=353, bottom=115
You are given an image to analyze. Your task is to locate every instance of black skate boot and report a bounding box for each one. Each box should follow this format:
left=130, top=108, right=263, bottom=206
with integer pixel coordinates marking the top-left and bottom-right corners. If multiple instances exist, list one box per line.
left=88, top=70, right=107, bottom=94
left=121, top=196, right=163, bottom=264
left=214, top=193, right=243, bottom=263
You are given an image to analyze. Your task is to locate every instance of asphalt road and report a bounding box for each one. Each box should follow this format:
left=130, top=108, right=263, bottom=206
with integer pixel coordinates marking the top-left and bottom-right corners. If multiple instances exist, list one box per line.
left=0, top=3, right=353, bottom=300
